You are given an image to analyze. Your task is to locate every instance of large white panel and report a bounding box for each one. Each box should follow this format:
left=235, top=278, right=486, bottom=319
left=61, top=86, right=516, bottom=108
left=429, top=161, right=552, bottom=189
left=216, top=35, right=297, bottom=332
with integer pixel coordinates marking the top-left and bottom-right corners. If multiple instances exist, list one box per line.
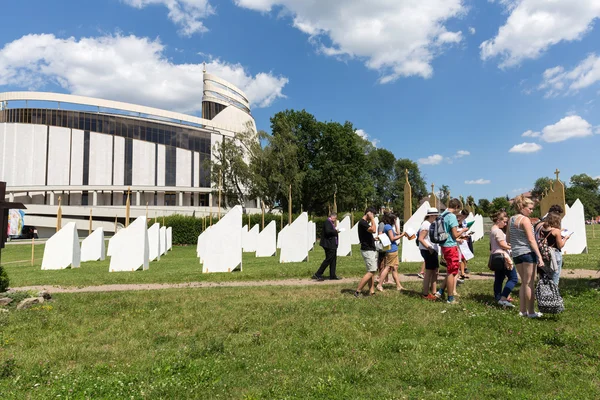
left=350, top=222, right=360, bottom=245
left=41, top=222, right=81, bottom=270
left=81, top=227, right=106, bottom=262
left=148, top=223, right=161, bottom=262
left=562, top=199, right=588, bottom=255
left=47, top=126, right=71, bottom=185
left=256, top=221, right=276, bottom=257
left=473, top=215, right=484, bottom=242
left=89, top=132, right=113, bottom=185
left=113, top=136, right=125, bottom=186
left=109, top=216, right=149, bottom=272
left=70, top=129, right=84, bottom=185
left=401, top=201, right=430, bottom=262
left=107, top=228, right=125, bottom=256
left=243, top=224, right=259, bottom=252
left=337, top=216, right=352, bottom=257
left=157, top=144, right=165, bottom=186
left=32, top=125, right=47, bottom=185
left=277, top=225, right=288, bottom=249
left=203, top=205, right=243, bottom=273
left=197, top=226, right=212, bottom=263
left=132, top=139, right=155, bottom=186
left=176, top=148, right=191, bottom=187
left=280, top=212, right=309, bottom=263
left=194, top=151, right=200, bottom=187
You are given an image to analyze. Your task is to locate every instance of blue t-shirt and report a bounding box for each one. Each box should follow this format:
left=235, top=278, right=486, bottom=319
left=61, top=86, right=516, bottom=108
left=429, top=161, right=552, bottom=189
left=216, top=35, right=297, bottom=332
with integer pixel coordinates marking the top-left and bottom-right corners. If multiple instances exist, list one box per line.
left=383, top=224, right=399, bottom=253
left=442, top=212, right=459, bottom=248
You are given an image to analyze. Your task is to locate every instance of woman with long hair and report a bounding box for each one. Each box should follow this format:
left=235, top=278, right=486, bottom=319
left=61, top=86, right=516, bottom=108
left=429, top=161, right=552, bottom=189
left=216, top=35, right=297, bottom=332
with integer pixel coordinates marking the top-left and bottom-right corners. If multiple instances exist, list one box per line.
left=507, top=195, right=544, bottom=318
left=537, top=212, right=570, bottom=285
left=376, top=213, right=404, bottom=292
left=490, top=210, right=517, bottom=307
left=418, top=208, right=440, bottom=300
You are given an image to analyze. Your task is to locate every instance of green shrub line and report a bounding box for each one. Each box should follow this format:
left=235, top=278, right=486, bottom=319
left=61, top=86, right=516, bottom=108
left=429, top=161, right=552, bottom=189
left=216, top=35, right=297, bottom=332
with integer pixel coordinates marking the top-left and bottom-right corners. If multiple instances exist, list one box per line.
left=0, top=265, right=9, bottom=293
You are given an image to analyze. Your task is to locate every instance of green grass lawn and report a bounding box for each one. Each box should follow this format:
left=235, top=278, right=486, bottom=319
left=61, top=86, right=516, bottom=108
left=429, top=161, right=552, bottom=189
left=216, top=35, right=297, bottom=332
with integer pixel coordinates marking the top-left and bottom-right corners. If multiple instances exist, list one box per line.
left=1, top=280, right=600, bottom=399
left=3, top=226, right=600, bottom=288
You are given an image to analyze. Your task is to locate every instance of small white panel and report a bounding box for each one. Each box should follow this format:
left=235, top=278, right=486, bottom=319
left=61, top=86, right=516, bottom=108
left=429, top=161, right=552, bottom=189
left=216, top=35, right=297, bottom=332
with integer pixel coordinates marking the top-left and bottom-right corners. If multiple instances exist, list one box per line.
left=41, top=222, right=81, bottom=270
left=473, top=215, right=485, bottom=242
left=280, top=212, right=309, bottom=263
left=197, top=226, right=212, bottom=263
left=256, top=221, right=276, bottom=257
left=81, top=227, right=106, bottom=262
left=109, top=216, right=149, bottom=272
left=203, top=205, right=243, bottom=273
left=401, top=201, right=430, bottom=262
left=47, top=126, right=71, bottom=185
left=277, top=225, right=288, bottom=249
left=148, top=223, right=161, bottom=262
left=70, top=129, right=84, bottom=185
left=350, top=222, right=360, bottom=245
left=337, top=216, right=352, bottom=257
left=159, top=226, right=167, bottom=255
left=176, top=148, right=191, bottom=187
left=562, top=199, right=588, bottom=255
left=89, top=132, right=113, bottom=185
left=243, top=224, right=259, bottom=252
left=113, top=136, right=125, bottom=185
left=166, top=227, right=173, bottom=250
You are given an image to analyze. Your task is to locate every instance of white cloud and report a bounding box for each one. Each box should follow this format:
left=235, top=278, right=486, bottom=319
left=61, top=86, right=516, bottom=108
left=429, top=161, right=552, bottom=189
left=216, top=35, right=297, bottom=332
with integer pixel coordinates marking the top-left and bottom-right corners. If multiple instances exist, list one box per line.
left=521, top=129, right=540, bottom=138
left=540, top=115, right=592, bottom=143
left=123, top=0, right=214, bottom=36
left=512, top=187, right=529, bottom=193
left=418, top=154, right=444, bottom=165
left=539, top=54, right=600, bottom=97
left=465, top=179, right=491, bottom=185
left=480, top=0, right=600, bottom=68
left=455, top=150, right=470, bottom=158
left=0, top=33, right=288, bottom=114
left=355, top=129, right=379, bottom=147
left=234, top=0, right=466, bottom=82
left=468, top=27, right=476, bottom=35
left=509, top=142, right=542, bottom=153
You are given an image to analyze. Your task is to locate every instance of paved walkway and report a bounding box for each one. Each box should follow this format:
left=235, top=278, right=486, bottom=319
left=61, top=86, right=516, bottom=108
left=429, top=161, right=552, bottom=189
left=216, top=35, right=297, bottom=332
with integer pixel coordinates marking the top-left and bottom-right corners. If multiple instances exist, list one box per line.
left=8, top=269, right=599, bottom=294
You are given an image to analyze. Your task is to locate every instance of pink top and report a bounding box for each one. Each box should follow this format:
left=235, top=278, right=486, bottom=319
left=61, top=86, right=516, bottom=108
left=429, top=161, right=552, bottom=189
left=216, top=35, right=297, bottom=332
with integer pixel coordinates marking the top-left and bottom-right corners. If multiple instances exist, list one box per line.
left=490, top=226, right=508, bottom=255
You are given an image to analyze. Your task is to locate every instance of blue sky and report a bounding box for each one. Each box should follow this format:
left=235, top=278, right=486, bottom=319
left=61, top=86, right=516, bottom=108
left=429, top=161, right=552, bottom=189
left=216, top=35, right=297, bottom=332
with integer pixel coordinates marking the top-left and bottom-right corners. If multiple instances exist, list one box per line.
left=1, top=0, right=599, bottom=202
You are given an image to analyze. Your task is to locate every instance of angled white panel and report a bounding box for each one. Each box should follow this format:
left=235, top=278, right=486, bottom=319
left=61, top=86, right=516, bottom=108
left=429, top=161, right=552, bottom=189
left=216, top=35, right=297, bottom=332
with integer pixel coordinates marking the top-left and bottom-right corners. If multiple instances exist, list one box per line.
left=401, top=201, right=430, bottom=262
left=203, top=205, right=243, bottom=273
left=308, top=221, right=316, bottom=250
left=277, top=224, right=289, bottom=249
left=109, top=216, right=149, bottom=272
left=89, top=132, right=113, bottom=185
left=148, top=223, right=161, bottom=262
left=159, top=226, right=167, bottom=255
left=280, top=212, right=309, bottom=263
left=197, top=226, right=212, bottom=263
left=47, top=126, right=71, bottom=185
left=176, top=148, right=191, bottom=187
left=81, top=227, right=105, bottom=262
left=256, top=221, right=276, bottom=257
left=113, top=136, right=125, bottom=185
left=473, top=214, right=485, bottom=242
left=562, top=199, right=588, bottom=255
left=241, top=225, right=248, bottom=250
left=166, top=227, right=173, bottom=250
left=41, top=222, right=81, bottom=270
left=243, top=224, right=259, bottom=252
left=132, top=139, right=156, bottom=186
left=350, top=222, right=360, bottom=245
left=107, top=228, right=125, bottom=256
left=337, top=216, right=352, bottom=257
left=70, top=129, right=84, bottom=185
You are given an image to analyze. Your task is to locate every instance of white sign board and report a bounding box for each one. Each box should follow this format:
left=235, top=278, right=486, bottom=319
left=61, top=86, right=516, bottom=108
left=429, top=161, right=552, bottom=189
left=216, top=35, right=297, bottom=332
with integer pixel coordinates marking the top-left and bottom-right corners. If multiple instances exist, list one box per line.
left=277, top=224, right=289, bottom=249
left=81, top=227, right=105, bottom=262
left=401, top=201, right=430, bottom=262
left=197, top=226, right=212, bottom=264
left=337, top=216, right=352, bottom=257
left=280, top=212, right=309, bottom=263
left=41, top=222, right=81, bottom=270
left=107, top=227, right=124, bottom=257
left=562, top=199, right=588, bottom=255
left=166, top=227, right=173, bottom=251
left=350, top=222, right=360, bottom=245
left=159, top=226, right=167, bottom=255
left=148, top=223, right=161, bottom=262
left=109, top=216, right=149, bottom=272
left=203, top=206, right=243, bottom=273
left=243, top=224, right=259, bottom=252
left=256, top=220, right=277, bottom=257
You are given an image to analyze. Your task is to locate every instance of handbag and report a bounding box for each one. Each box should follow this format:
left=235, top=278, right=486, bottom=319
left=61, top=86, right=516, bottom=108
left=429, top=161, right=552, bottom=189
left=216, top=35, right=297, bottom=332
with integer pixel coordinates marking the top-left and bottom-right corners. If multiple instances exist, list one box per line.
left=535, top=274, right=564, bottom=314
left=488, top=253, right=510, bottom=271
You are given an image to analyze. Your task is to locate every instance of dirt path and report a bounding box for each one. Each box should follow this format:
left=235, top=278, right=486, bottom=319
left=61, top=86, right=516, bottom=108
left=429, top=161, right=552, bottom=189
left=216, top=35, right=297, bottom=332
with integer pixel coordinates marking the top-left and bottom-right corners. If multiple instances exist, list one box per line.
left=8, top=269, right=599, bottom=294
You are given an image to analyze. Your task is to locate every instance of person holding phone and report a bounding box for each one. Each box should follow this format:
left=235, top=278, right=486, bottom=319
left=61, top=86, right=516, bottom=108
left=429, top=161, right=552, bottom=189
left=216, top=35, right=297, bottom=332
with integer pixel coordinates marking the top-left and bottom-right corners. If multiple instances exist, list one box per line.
left=376, top=213, right=404, bottom=292
left=537, top=212, right=570, bottom=285
left=418, top=208, right=440, bottom=300
left=507, top=195, right=545, bottom=318
left=355, top=207, right=379, bottom=297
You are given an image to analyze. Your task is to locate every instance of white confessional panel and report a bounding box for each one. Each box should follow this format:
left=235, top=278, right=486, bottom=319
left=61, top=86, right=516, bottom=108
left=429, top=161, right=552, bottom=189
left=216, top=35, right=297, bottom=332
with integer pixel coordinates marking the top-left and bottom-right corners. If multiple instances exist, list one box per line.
left=203, top=206, right=243, bottom=273
left=256, top=221, right=276, bottom=257
left=337, top=216, right=352, bottom=257
left=81, top=228, right=106, bottom=262
left=109, top=216, right=149, bottom=272
left=41, top=222, right=81, bottom=270
left=401, top=201, right=430, bottom=262
left=562, top=199, right=588, bottom=255
left=280, top=212, right=309, bottom=263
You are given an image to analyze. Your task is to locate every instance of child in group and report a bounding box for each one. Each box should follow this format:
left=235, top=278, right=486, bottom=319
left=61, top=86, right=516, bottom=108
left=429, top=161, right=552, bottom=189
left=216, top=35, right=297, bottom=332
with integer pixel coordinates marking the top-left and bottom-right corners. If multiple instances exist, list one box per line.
left=418, top=208, right=440, bottom=300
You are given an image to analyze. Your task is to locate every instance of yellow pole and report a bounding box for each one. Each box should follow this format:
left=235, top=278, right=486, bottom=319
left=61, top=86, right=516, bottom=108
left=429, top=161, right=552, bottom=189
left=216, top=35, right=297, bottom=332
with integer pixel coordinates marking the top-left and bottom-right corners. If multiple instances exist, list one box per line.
left=89, top=209, right=92, bottom=235
left=288, top=184, right=292, bottom=225
left=30, top=236, right=35, bottom=266
left=56, top=196, right=62, bottom=232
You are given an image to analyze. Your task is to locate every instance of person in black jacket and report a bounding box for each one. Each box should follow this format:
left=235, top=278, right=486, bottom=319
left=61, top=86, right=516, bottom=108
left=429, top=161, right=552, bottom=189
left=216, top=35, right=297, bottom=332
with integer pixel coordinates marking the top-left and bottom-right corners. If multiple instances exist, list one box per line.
left=312, top=212, right=340, bottom=281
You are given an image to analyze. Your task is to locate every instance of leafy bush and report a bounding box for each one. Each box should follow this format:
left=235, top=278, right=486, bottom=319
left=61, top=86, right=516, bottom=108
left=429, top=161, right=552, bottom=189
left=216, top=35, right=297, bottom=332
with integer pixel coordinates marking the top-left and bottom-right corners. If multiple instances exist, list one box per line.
left=0, top=265, right=9, bottom=292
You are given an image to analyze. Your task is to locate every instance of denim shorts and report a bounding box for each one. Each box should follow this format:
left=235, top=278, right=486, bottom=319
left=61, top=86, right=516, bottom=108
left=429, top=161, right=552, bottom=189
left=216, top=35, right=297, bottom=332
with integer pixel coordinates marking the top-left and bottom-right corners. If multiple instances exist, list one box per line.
left=513, top=252, right=537, bottom=265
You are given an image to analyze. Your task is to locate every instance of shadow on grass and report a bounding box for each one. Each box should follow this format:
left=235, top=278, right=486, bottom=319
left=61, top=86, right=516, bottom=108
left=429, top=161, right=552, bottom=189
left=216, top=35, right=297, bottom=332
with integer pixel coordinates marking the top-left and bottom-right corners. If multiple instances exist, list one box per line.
left=559, top=277, right=600, bottom=297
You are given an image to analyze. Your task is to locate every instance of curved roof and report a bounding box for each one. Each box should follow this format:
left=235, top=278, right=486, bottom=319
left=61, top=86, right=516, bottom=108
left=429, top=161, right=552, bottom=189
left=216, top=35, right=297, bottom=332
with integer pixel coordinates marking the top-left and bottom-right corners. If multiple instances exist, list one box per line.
left=203, top=73, right=251, bottom=115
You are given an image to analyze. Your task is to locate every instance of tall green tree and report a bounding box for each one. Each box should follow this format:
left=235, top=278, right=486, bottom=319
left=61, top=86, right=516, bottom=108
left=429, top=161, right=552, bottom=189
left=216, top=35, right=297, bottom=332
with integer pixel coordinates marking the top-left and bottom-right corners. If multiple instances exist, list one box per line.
left=367, top=148, right=396, bottom=209
left=478, top=198, right=491, bottom=216
left=532, top=177, right=553, bottom=199
left=566, top=173, right=600, bottom=219
left=489, top=196, right=511, bottom=215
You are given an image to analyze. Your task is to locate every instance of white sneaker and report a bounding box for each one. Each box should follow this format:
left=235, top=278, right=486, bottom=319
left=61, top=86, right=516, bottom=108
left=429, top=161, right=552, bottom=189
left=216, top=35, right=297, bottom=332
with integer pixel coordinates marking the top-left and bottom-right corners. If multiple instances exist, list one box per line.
left=434, top=292, right=442, bottom=300
left=519, top=312, right=527, bottom=317
left=527, top=312, right=543, bottom=318
left=498, top=300, right=515, bottom=308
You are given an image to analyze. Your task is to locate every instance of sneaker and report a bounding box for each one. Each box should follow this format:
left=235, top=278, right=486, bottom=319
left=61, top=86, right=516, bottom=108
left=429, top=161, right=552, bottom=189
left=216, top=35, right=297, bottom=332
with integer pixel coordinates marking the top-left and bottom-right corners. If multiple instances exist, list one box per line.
left=354, top=291, right=361, bottom=298
left=311, top=274, right=324, bottom=281
left=498, top=300, right=515, bottom=308
left=434, top=292, right=442, bottom=300
left=527, top=312, right=543, bottom=318
left=446, top=299, right=459, bottom=304
left=417, top=273, right=424, bottom=279
left=423, top=294, right=437, bottom=301
left=519, top=312, right=527, bottom=317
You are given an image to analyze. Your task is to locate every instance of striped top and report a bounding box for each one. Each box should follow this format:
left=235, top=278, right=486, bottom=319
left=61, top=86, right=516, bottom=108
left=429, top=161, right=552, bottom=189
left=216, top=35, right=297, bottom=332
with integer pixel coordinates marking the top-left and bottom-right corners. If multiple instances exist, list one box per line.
left=509, top=215, right=533, bottom=257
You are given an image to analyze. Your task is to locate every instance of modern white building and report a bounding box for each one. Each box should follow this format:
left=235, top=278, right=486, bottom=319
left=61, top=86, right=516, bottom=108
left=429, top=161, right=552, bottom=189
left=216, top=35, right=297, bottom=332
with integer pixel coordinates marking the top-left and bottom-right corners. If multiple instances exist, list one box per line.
left=0, top=71, right=258, bottom=237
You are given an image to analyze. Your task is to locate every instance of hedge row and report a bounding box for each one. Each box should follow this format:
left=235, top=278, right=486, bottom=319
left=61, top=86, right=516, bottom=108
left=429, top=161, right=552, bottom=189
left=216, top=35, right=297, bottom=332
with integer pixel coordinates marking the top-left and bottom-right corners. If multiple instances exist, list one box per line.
left=0, top=265, right=9, bottom=292
left=150, top=211, right=368, bottom=245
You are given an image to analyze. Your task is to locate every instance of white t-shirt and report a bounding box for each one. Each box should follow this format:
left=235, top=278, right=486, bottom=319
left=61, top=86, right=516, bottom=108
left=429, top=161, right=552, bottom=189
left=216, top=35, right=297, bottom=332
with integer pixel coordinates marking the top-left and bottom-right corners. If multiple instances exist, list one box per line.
left=417, top=220, right=438, bottom=251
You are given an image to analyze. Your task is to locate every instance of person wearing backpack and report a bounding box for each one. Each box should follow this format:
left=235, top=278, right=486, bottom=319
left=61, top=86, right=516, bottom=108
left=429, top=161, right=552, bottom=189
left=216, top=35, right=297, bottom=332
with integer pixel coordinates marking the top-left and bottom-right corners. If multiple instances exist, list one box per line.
left=434, top=199, right=468, bottom=304
left=507, top=195, right=545, bottom=318
left=537, top=212, right=570, bottom=285
left=418, top=208, right=440, bottom=300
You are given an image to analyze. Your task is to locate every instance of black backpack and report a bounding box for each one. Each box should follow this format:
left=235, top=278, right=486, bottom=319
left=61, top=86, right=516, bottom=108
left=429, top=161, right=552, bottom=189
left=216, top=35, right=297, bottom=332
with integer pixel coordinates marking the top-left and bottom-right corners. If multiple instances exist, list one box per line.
left=429, top=211, right=449, bottom=245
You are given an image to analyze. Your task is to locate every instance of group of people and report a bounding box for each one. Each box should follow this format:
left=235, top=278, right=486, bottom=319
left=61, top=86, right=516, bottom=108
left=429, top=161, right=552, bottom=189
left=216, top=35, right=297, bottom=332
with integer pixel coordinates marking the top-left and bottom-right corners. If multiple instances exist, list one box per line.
left=314, top=196, right=568, bottom=318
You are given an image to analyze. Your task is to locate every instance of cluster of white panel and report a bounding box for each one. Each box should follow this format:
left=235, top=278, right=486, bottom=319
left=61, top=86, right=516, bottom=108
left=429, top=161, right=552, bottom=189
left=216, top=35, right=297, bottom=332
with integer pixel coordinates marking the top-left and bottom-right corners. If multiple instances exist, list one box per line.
left=401, top=201, right=431, bottom=262
left=41, top=222, right=81, bottom=270
left=562, top=199, right=588, bottom=255
left=80, top=228, right=106, bottom=262
left=197, top=206, right=243, bottom=273
left=256, top=221, right=277, bottom=257
left=280, top=212, right=309, bottom=263
left=243, top=224, right=259, bottom=252
left=465, top=213, right=485, bottom=242
left=337, top=216, right=352, bottom=257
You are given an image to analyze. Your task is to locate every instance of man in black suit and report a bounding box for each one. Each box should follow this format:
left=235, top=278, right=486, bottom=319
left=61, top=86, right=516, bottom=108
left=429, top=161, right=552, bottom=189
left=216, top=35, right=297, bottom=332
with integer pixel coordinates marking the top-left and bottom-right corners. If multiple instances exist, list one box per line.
left=312, top=212, right=340, bottom=281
